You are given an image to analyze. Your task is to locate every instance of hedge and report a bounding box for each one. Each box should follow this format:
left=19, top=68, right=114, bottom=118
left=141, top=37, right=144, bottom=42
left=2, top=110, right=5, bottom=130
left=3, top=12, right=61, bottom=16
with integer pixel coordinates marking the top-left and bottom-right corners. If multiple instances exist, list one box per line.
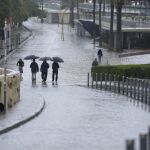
left=91, top=64, right=150, bottom=79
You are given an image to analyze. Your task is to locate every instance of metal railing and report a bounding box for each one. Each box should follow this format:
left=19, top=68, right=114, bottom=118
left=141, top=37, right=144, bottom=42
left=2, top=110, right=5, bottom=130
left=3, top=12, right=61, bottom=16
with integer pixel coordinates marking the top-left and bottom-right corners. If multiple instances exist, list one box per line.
left=87, top=72, right=150, bottom=150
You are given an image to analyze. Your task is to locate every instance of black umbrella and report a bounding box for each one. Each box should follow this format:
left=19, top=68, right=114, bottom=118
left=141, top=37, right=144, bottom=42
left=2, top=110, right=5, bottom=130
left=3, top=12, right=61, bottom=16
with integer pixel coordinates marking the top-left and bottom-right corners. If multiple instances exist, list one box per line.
left=24, top=55, right=39, bottom=60
left=39, top=57, right=53, bottom=61
left=52, top=57, right=64, bottom=63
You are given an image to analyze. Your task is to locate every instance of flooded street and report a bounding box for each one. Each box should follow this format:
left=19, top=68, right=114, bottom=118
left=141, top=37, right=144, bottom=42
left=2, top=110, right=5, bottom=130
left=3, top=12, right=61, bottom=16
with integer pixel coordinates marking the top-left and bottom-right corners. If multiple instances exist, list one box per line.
left=0, top=18, right=150, bottom=150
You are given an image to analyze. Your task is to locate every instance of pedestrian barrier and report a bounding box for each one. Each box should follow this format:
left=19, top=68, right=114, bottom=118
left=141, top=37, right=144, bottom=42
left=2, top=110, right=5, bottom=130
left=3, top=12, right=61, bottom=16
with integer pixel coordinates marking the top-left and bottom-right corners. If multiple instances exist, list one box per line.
left=87, top=72, right=150, bottom=150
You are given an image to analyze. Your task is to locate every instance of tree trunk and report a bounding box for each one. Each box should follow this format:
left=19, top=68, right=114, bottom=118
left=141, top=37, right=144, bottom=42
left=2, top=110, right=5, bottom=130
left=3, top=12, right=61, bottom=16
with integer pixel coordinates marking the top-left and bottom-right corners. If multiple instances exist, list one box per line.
left=99, top=0, right=102, bottom=47
left=93, top=0, right=96, bottom=46
left=76, top=0, right=79, bottom=20
left=109, top=0, right=114, bottom=50
left=70, top=0, right=74, bottom=28
left=116, top=1, right=122, bottom=52
left=103, top=0, right=105, bottom=15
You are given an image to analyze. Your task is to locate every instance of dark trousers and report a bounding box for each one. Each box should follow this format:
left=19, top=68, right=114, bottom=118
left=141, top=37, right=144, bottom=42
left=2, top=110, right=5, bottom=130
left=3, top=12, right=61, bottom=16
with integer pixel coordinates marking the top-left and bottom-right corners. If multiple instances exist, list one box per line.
left=41, top=72, right=48, bottom=81
left=52, top=71, right=58, bottom=82
left=98, top=55, right=101, bottom=63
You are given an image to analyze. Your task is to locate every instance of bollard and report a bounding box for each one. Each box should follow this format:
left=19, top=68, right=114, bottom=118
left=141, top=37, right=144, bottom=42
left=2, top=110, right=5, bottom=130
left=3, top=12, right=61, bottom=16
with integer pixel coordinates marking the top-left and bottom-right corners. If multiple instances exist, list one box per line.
left=126, top=139, right=135, bottom=150
left=104, top=74, right=107, bottom=90
left=87, top=72, right=89, bottom=88
left=91, top=72, right=93, bottom=88
left=122, top=76, right=125, bottom=95
left=96, top=73, right=98, bottom=89
left=109, top=74, right=111, bottom=91
left=140, top=134, right=147, bottom=150
left=126, top=77, right=129, bottom=96
left=100, top=73, right=102, bottom=89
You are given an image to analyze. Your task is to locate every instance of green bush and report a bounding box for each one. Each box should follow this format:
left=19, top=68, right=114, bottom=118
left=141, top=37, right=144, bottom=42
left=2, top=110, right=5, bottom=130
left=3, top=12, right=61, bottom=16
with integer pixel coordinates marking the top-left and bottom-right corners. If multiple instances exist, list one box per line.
left=91, top=64, right=150, bottom=79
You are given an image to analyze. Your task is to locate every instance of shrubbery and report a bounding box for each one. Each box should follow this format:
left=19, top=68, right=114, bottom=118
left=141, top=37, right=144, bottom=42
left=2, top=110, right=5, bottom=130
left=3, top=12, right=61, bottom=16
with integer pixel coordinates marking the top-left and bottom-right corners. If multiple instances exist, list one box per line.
left=91, top=64, right=150, bottom=79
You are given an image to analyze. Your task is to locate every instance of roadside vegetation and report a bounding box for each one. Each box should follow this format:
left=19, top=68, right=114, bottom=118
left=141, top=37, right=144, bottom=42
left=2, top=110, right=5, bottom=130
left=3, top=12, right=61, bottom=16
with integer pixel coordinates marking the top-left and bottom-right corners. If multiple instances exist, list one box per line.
left=0, top=0, right=45, bottom=28
left=91, top=64, right=150, bottom=79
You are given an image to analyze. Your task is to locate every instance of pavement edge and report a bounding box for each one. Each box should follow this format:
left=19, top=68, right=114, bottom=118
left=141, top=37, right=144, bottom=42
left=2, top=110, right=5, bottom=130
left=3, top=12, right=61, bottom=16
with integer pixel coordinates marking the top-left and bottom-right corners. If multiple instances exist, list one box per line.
left=0, top=98, right=45, bottom=135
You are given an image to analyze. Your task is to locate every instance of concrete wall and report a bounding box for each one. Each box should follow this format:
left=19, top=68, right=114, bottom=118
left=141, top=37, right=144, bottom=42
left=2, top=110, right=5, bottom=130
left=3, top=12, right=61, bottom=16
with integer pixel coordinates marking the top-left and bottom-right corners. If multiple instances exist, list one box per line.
left=0, top=68, right=20, bottom=108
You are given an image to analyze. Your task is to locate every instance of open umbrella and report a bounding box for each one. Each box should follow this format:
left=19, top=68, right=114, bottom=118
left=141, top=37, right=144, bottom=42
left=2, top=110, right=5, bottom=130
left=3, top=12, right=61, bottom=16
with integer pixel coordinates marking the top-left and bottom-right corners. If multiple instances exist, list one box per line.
left=39, top=57, right=53, bottom=61
left=24, top=55, right=39, bottom=60
left=52, top=57, right=64, bottom=63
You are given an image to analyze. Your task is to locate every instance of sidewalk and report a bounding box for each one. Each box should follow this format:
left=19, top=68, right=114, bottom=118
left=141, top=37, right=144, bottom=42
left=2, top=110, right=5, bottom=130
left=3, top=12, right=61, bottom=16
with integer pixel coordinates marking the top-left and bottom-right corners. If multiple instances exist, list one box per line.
left=0, top=84, right=45, bottom=134
left=0, top=25, right=43, bottom=134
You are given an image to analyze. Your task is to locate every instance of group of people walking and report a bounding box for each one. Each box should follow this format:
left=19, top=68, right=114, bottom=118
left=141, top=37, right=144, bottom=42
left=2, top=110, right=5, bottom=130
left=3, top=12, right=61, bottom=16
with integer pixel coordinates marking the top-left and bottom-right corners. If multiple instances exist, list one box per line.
left=17, top=58, right=59, bottom=84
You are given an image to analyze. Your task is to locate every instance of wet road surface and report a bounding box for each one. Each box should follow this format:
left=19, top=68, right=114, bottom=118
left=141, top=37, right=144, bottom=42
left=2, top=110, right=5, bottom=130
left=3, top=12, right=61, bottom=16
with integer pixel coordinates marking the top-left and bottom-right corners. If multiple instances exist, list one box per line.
left=0, top=18, right=150, bottom=150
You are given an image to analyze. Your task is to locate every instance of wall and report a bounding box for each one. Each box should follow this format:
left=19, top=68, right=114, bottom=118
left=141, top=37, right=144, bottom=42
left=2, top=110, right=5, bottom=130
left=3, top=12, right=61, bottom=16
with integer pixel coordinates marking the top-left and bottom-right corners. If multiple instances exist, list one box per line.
left=0, top=68, right=20, bottom=108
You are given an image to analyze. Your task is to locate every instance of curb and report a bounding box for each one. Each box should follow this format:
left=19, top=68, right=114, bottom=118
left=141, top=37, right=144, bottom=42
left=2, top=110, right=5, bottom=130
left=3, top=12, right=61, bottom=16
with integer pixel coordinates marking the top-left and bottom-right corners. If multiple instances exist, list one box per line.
left=119, top=50, right=150, bottom=57
left=0, top=98, right=45, bottom=135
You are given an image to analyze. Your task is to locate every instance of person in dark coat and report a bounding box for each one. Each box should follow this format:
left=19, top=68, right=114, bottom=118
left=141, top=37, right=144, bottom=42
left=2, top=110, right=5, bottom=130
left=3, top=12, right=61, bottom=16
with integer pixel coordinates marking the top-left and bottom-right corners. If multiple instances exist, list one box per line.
left=52, top=61, right=59, bottom=84
left=97, top=49, right=103, bottom=63
left=40, top=60, right=49, bottom=82
left=30, top=59, right=39, bottom=81
left=17, top=58, right=24, bottom=73
left=92, top=58, right=98, bottom=66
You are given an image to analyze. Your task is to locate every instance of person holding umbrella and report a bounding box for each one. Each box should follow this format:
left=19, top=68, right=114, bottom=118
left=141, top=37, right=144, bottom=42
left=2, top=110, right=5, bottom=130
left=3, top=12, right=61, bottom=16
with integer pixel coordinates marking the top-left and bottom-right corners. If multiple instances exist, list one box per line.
left=30, top=59, right=39, bottom=82
left=40, top=60, right=49, bottom=83
left=52, top=61, right=59, bottom=85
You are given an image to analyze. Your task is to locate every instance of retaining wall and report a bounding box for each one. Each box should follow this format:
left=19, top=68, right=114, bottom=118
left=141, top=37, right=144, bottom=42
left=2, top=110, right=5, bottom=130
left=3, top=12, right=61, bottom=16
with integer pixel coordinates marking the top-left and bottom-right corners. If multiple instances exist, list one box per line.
left=0, top=68, right=20, bottom=108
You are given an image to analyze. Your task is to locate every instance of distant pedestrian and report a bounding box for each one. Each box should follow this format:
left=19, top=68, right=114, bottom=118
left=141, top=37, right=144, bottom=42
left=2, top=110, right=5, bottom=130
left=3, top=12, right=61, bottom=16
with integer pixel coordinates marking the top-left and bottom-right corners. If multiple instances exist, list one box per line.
left=52, top=61, right=59, bottom=85
left=30, top=59, right=39, bottom=81
left=16, top=58, right=24, bottom=78
left=92, top=58, right=98, bottom=66
left=40, top=60, right=49, bottom=82
left=97, top=49, right=103, bottom=63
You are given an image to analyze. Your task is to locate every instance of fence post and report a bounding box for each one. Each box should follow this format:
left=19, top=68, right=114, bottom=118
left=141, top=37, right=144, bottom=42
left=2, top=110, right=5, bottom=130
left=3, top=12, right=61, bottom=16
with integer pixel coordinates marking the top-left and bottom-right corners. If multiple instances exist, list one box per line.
left=148, top=127, right=150, bottom=150
left=144, top=81, right=148, bottom=105
left=122, top=76, right=125, bottom=95
left=126, top=139, right=135, bottom=150
left=109, top=74, right=111, bottom=91
left=114, top=74, right=116, bottom=93
left=105, top=73, right=107, bottom=90
left=118, top=75, right=120, bottom=94
left=140, top=134, right=147, bottom=150
left=87, top=72, right=89, bottom=87
left=130, top=78, right=133, bottom=98
left=137, top=79, right=140, bottom=101
left=126, top=77, right=129, bottom=96
left=133, top=78, right=136, bottom=100
left=91, top=72, right=93, bottom=88
left=100, top=73, right=102, bottom=89
left=141, top=80, right=144, bottom=103
left=149, top=81, right=150, bottom=106
left=96, top=73, right=98, bottom=89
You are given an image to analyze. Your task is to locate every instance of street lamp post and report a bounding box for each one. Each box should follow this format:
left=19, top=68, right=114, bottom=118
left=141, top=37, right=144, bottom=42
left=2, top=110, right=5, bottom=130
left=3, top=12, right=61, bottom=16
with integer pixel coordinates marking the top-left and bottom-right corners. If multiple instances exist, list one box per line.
left=41, top=0, right=44, bottom=23
left=3, top=20, right=7, bottom=113
left=93, top=0, right=96, bottom=47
